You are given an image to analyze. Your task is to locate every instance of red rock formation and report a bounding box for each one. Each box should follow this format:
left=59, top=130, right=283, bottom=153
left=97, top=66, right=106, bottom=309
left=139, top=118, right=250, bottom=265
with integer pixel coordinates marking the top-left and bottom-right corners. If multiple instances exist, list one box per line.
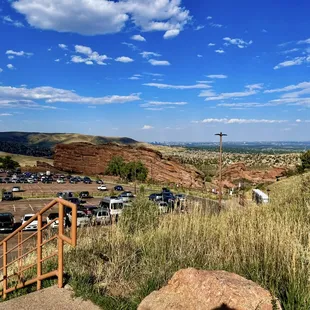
left=221, top=162, right=286, bottom=185
left=138, top=268, right=282, bottom=310
left=54, top=143, right=204, bottom=188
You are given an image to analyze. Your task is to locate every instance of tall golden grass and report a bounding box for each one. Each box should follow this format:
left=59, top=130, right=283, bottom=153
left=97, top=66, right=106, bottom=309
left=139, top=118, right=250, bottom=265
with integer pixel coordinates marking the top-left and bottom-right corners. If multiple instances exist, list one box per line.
left=63, top=174, right=310, bottom=309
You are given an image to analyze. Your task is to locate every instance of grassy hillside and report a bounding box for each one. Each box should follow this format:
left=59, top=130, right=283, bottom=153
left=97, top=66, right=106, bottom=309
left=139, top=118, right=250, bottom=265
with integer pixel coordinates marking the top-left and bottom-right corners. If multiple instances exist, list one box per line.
left=0, top=132, right=137, bottom=148
left=0, top=152, right=53, bottom=167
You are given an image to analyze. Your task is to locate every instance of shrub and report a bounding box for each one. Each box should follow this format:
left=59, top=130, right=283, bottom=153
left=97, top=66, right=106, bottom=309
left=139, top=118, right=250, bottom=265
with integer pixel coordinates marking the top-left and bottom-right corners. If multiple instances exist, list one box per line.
left=119, top=196, right=159, bottom=234
left=301, top=150, right=310, bottom=171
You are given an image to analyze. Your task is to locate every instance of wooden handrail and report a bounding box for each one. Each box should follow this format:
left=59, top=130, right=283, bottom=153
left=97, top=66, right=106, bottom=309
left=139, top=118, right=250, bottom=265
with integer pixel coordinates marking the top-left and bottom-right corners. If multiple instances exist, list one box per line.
left=0, top=198, right=77, bottom=299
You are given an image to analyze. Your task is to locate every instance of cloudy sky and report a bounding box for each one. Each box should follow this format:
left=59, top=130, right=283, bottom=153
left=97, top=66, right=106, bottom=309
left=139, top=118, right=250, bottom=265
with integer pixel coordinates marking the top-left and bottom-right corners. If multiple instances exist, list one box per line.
left=0, top=0, right=309, bottom=142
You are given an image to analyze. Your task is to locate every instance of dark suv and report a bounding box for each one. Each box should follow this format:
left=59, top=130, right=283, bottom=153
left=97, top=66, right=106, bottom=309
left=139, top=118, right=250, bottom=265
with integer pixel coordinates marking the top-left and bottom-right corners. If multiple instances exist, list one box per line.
left=79, top=191, right=90, bottom=199
left=2, top=191, right=13, bottom=201
left=0, top=213, right=15, bottom=232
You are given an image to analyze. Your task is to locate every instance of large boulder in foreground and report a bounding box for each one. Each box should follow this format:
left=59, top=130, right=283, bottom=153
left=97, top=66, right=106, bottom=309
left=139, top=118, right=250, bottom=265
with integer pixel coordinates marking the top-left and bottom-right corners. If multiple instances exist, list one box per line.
left=138, top=268, right=281, bottom=310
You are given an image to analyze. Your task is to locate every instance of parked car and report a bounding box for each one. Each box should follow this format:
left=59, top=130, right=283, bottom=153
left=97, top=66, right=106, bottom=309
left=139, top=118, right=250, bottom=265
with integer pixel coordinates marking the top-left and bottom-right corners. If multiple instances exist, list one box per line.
left=96, top=179, right=104, bottom=184
left=0, top=213, right=15, bottom=232
left=80, top=205, right=98, bottom=216
left=12, top=186, right=21, bottom=192
left=2, top=191, right=13, bottom=201
left=83, top=177, right=92, bottom=184
left=149, top=193, right=163, bottom=201
left=97, top=185, right=107, bottom=191
left=68, top=211, right=90, bottom=227
left=69, top=178, right=78, bottom=184
left=57, top=191, right=74, bottom=199
left=119, top=191, right=134, bottom=198
left=21, top=214, right=38, bottom=230
left=66, top=197, right=81, bottom=206
left=162, top=187, right=171, bottom=193
left=157, top=201, right=168, bottom=214
left=114, top=185, right=124, bottom=191
left=162, top=192, right=175, bottom=204
left=79, top=191, right=90, bottom=199
left=27, top=178, right=35, bottom=184
left=46, top=212, right=65, bottom=229
left=91, top=208, right=111, bottom=226
left=57, top=178, right=66, bottom=184
left=175, top=194, right=186, bottom=201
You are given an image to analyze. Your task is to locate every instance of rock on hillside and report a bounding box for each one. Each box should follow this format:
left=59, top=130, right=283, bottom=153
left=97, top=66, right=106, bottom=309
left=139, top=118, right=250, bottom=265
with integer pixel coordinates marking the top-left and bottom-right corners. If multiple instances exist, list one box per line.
left=222, top=162, right=286, bottom=185
left=54, top=143, right=204, bottom=188
left=138, top=268, right=281, bottom=310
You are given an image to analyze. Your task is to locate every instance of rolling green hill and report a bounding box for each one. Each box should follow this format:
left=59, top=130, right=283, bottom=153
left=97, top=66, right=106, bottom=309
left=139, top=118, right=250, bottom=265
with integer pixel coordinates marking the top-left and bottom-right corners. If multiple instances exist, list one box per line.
left=0, top=132, right=138, bottom=158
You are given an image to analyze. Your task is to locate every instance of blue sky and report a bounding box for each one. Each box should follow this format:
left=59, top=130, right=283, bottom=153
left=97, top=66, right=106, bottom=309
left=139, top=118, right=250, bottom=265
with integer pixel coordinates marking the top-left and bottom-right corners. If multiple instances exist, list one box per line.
left=0, top=0, right=309, bottom=142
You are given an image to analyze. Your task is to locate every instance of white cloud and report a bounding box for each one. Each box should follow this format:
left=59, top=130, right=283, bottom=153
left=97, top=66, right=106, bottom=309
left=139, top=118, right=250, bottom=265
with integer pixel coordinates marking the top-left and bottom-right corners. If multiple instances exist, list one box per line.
left=131, top=34, right=146, bottom=42
left=2, top=15, right=24, bottom=28
left=246, top=83, right=264, bottom=90
left=204, top=87, right=258, bottom=101
left=209, top=22, right=222, bottom=28
left=223, top=37, right=253, bottom=48
left=198, top=90, right=216, bottom=97
left=262, top=29, right=268, bottom=33
left=197, top=54, right=203, bottom=58
left=196, top=81, right=213, bottom=84
left=55, top=59, right=60, bottom=62
left=195, top=25, right=205, bottom=31
left=58, top=44, right=68, bottom=50
left=129, top=76, right=140, bottom=80
left=7, top=64, right=15, bottom=70
left=141, top=101, right=187, bottom=108
left=6, top=50, right=33, bottom=57
left=115, top=56, right=134, bottom=63
left=72, top=45, right=109, bottom=65
left=13, top=0, right=191, bottom=36
left=8, top=56, right=14, bottom=60
left=196, top=118, right=287, bottom=124
left=163, top=29, right=180, bottom=39
left=144, top=72, right=164, bottom=77
left=264, top=82, right=310, bottom=93
left=296, top=119, right=302, bottom=123
left=0, top=85, right=141, bottom=105
left=215, top=49, right=225, bottom=54
left=144, top=83, right=211, bottom=90
left=208, top=43, right=215, bottom=47
left=0, top=68, right=3, bottom=73
left=273, top=56, right=310, bottom=70
left=121, top=42, right=138, bottom=51
left=207, top=16, right=212, bottom=20
left=148, top=59, right=170, bottom=66
left=142, top=125, right=153, bottom=130
left=140, top=51, right=161, bottom=59
left=0, top=113, right=13, bottom=116
left=207, top=74, right=227, bottom=79
left=280, top=48, right=299, bottom=54
left=297, top=38, right=310, bottom=44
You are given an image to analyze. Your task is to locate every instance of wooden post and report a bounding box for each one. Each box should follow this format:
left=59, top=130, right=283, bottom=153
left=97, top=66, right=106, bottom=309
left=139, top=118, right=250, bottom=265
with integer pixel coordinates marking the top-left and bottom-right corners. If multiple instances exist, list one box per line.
left=37, top=214, right=42, bottom=290
left=3, top=241, right=7, bottom=299
left=58, top=203, right=64, bottom=288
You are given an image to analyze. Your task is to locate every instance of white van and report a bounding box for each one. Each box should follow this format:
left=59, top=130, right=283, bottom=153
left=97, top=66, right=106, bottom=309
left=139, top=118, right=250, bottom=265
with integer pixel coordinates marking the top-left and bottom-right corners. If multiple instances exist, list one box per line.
left=98, top=197, right=124, bottom=216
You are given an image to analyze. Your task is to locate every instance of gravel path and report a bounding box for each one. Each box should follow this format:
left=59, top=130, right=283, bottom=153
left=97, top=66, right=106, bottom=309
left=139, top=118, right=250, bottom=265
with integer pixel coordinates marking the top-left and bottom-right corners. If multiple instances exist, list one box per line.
left=0, top=286, right=102, bottom=310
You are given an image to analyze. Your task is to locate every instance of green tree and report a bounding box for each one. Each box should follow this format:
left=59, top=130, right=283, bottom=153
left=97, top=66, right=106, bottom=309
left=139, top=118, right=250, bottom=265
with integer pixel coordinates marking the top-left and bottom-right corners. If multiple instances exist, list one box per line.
left=300, top=151, right=310, bottom=171
left=124, top=161, right=148, bottom=182
left=0, top=156, right=20, bottom=170
left=105, top=156, right=126, bottom=176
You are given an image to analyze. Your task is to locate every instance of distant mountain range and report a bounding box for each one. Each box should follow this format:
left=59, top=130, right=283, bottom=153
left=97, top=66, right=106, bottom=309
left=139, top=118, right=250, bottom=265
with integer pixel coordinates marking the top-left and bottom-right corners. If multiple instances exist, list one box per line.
left=0, top=132, right=138, bottom=158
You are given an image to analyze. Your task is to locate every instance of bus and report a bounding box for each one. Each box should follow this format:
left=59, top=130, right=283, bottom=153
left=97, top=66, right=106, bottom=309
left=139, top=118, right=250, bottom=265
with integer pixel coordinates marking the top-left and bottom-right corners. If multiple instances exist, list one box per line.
left=99, top=197, right=124, bottom=216
left=252, top=189, right=269, bottom=204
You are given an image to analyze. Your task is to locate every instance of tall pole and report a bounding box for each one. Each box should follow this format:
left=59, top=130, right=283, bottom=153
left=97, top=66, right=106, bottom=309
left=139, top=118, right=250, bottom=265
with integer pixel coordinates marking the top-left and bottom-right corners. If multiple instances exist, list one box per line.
left=215, top=132, right=227, bottom=212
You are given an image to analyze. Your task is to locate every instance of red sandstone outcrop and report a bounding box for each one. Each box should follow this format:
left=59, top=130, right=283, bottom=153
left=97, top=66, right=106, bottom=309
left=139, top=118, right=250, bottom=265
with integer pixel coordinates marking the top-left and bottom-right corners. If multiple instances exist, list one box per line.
left=221, top=162, right=286, bottom=185
left=138, top=268, right=281, bottom=310
left=54, top=143, right=204, bottom=188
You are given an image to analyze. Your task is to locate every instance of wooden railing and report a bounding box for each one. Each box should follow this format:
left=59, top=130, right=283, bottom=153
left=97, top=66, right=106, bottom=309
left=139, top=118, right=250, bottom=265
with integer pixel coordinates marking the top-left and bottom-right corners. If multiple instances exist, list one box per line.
left=0, top=198, right=77, bottom=299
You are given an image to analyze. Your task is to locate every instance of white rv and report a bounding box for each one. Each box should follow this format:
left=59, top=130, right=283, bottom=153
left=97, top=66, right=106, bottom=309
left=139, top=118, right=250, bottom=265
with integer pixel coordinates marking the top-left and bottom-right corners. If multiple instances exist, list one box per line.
left=252, top=189, right=269, bottom=204
left=99, top=197, right=124, bottom=216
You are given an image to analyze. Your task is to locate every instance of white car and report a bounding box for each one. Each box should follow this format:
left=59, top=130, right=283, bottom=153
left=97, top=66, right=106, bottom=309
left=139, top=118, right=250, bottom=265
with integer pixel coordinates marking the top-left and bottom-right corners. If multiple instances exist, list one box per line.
left=12, top=186, right=21, bottom=192
left=22, top=214, right=38, bottom=230
left=27, top=178, right=34, bottom=184
left=68, top=211, right=90, bottom=227
left=47, top=212, right=65, bottom=229
left=57, top=178, right=66, bottom=184
left=91, top=209, right=111, bottom=226
left=97, top=185, right=107, bottom=191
